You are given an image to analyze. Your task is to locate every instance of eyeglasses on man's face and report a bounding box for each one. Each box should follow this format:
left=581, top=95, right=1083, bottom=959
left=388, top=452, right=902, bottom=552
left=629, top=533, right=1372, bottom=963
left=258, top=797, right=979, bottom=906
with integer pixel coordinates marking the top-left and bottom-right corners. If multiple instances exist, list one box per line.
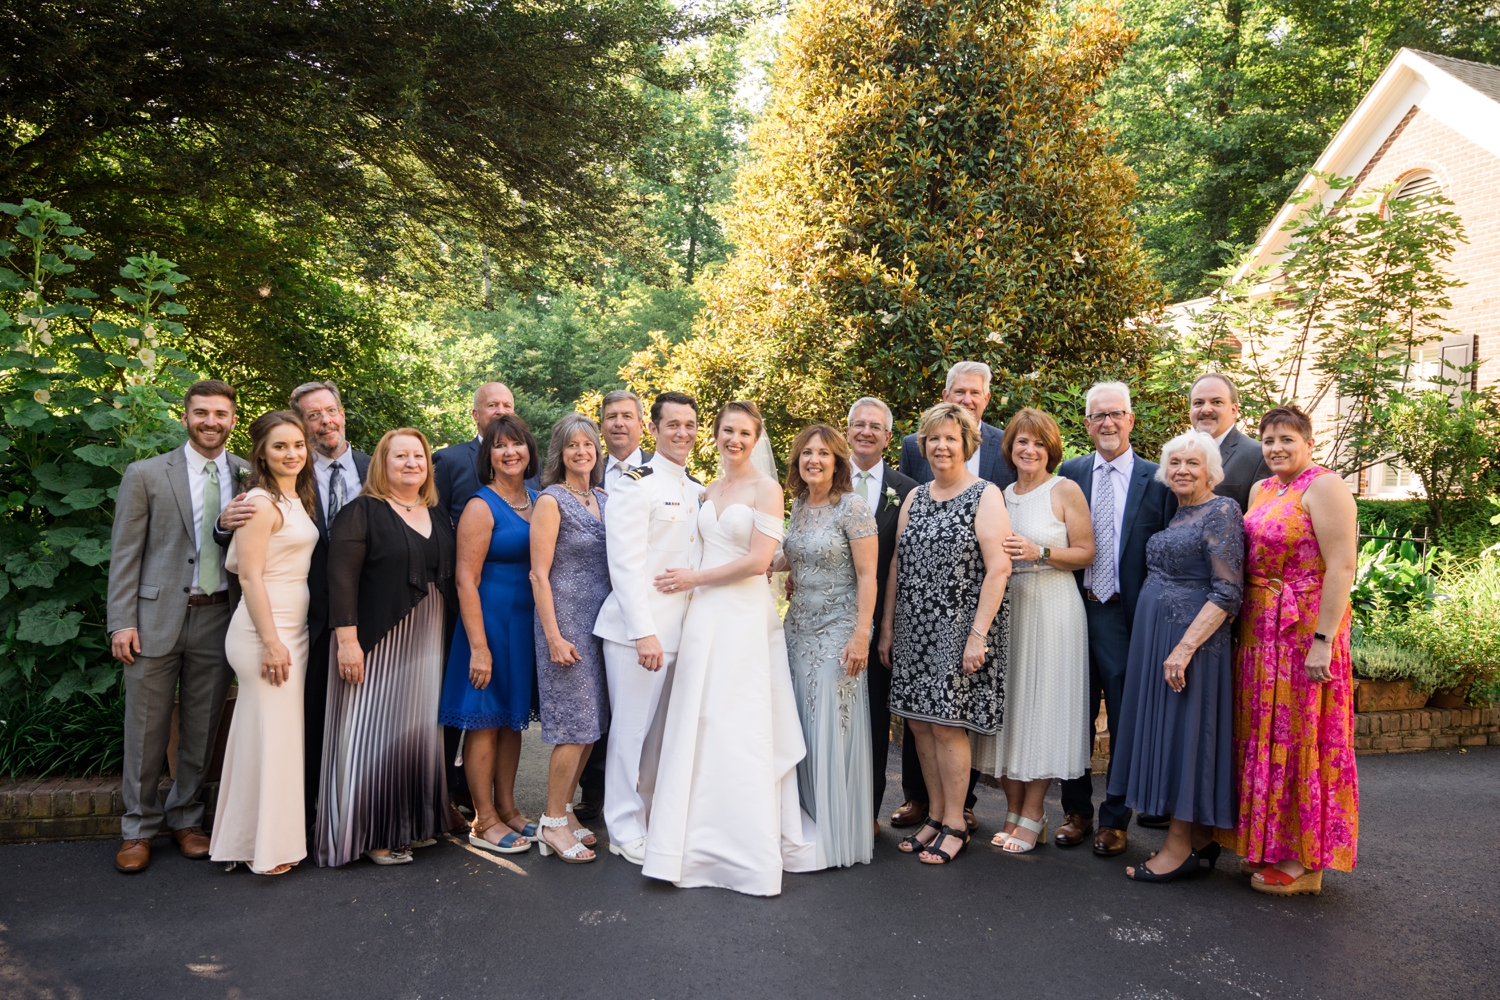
left=848, top=421, right=888, bottom=433
left=1085, top=409, right=1130, bottom=424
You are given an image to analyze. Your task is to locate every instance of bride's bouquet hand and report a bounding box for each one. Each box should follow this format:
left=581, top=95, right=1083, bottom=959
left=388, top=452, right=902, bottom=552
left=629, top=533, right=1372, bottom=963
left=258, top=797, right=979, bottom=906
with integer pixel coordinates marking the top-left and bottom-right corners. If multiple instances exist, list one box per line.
left=840, top=635, right=868, bottom=677
left=654, top=567, right=699, bottom=594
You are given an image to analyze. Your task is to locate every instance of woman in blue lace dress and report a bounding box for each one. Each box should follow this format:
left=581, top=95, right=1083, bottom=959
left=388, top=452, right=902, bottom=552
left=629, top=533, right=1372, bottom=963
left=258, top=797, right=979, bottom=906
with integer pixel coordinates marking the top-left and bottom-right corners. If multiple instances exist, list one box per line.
left=780, top=424, right=879, bottom=869
left=1109, top=430, right=1244, bottom=883
left=529, top=414, right=611, bottom=864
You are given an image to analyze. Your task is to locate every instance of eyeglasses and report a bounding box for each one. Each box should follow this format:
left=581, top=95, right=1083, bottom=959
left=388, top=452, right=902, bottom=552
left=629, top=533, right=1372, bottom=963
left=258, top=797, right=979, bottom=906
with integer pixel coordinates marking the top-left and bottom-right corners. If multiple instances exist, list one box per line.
left=1085, top=409, right=1130, bottom=424
left=848, top=421, right=889, bottom=432
left=302, top=406, right=342, bottom=422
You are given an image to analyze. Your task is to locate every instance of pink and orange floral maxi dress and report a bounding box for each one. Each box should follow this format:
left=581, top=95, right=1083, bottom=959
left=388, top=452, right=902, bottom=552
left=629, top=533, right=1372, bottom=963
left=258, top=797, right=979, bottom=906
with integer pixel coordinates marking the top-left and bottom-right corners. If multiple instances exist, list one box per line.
left=1218, top=466, right=1358, bottom=871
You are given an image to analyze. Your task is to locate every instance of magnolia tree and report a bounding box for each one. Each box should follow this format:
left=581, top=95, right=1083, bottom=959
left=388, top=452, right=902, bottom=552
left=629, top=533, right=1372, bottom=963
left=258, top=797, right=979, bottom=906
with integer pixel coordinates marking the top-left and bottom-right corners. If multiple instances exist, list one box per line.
left=0, top=200, right=199, bottom=705
left=624, top=0, right=1165, bottom=462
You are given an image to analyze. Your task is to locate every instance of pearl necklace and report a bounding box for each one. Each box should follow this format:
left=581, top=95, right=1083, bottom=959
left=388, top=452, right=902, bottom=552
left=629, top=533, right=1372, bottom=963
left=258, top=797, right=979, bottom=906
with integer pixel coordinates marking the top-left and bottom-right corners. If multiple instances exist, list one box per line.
left=499, top=489, right=531, bottom=511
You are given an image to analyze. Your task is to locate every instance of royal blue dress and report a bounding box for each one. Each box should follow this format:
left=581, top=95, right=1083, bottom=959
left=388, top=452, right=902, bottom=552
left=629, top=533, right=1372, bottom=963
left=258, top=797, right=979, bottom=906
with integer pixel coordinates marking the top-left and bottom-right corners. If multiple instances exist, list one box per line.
left=439, top=486, right=539, bottom=731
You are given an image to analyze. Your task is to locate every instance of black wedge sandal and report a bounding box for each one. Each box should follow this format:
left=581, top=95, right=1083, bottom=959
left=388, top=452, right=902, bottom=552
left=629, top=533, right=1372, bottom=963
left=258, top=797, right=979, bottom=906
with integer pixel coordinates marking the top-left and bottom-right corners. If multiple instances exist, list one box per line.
left=919, top=825, right=970, bottom=865
left=898, top=817, right=943, bottom=854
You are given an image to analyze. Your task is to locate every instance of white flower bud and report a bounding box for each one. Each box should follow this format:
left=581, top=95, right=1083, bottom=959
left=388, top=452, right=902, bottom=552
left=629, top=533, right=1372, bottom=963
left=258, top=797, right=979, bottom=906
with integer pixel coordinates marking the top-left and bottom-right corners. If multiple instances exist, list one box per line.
left=127, top=337, right=139, bottom=347
left=39, top=331, right=52, bottom=345
left=33, top=389, right=50, bottom=404
left=138, top=348, right=157, bottom=367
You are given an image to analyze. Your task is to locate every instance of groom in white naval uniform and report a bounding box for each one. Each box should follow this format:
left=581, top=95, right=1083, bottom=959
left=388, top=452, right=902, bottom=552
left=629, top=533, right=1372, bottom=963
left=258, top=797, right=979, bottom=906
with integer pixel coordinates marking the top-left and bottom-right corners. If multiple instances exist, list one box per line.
left=593, top=391, right=703, bottom=864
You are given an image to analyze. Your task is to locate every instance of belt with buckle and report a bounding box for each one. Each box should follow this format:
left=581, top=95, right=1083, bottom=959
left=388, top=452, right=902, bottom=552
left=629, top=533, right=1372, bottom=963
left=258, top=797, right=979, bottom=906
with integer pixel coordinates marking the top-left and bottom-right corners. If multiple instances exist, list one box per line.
left=187, top=592, right=230, bottom=607
left=1085, top=589, right=1120, bottom=603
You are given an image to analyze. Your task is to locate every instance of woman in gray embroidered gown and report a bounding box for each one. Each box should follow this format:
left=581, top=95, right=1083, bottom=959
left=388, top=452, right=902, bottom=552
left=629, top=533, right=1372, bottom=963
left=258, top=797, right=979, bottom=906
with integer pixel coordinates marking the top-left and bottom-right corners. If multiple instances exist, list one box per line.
left=780, top=424, right=879, bottom=868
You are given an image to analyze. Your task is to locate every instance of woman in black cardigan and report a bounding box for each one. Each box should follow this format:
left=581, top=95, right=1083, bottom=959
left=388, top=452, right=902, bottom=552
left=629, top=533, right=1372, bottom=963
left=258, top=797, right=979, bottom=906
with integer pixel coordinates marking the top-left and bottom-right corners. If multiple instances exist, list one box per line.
left=313, top=428, right=458, bottom=867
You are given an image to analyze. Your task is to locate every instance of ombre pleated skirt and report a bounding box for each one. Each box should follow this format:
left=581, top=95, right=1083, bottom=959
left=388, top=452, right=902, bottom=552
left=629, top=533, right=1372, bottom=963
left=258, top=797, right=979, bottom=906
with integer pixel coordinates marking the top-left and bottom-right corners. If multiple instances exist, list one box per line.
left=313, top=585, right=449, bottom=866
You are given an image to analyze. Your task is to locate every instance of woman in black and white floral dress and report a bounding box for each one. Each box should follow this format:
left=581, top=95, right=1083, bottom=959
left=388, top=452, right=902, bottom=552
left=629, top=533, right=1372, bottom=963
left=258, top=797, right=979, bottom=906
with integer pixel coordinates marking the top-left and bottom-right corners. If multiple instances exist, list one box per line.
left=879, top=403, right=1013, bottom=866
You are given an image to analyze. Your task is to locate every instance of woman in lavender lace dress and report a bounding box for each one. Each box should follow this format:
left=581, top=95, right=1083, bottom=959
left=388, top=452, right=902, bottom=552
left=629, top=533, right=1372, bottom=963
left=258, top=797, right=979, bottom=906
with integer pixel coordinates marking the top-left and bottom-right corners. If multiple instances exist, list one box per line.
left=530, top=414, right=611, bottom=863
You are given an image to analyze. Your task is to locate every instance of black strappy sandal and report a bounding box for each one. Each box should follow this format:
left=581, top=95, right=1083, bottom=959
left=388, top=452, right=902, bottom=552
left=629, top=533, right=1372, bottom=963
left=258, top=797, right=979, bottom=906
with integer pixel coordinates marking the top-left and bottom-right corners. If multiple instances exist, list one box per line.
left=898, top=817, right=943, bottom=854
left=919, top=825, right=970, bottom=865
left=1125, top=848, right=1200, bottom=882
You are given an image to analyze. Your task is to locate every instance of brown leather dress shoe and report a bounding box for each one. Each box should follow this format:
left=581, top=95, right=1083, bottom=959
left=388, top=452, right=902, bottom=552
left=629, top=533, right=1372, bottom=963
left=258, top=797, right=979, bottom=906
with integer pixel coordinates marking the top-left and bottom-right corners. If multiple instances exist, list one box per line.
left=1093, top=826, right=1128, bottom=856
left=171, top=826, right=211, bottom=859
left=116, top=839, right=152, bottom=873
left=1054, top=813, right=1094, bottom=847
left=890, top=800, right=927, bottom=827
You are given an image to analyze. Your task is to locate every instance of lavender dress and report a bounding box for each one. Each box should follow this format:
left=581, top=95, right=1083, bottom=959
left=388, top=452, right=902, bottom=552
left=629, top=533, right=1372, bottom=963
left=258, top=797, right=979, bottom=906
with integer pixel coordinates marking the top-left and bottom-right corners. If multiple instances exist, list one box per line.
left=533, top=485, right=611, bottom=745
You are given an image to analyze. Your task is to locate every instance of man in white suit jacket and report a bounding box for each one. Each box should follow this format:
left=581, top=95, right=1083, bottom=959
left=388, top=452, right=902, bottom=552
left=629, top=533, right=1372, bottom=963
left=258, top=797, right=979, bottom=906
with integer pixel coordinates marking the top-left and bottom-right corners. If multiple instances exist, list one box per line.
left=593, top=391, right=703, bottom=864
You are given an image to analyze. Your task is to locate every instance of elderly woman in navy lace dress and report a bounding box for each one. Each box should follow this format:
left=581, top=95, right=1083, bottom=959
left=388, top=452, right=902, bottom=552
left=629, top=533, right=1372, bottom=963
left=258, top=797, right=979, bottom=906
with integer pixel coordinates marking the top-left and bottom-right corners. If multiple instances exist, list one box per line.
left=1108, top=429, right=1244, bottom=883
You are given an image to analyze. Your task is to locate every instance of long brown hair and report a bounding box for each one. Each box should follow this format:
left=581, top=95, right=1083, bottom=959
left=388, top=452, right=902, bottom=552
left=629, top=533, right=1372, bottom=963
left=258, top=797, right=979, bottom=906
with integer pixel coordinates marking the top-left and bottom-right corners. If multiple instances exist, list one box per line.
left=785, top=424, right=853, bottom=501
left=363, top=428, right=439, bottom=508
left=246, top=410, right=316, bottom=515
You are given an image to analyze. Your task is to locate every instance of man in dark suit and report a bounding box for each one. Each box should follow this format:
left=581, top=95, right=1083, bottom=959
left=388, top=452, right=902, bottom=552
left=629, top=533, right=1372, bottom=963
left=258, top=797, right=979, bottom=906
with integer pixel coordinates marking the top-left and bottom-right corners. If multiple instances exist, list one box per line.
left=217, top=380, right=370, bottom=824
left=432, top=382, right=517, bottom=529
left=844, top=397, right=918, bottom=833
left=574, top=389, right=654, bottom=822
left=1190, top=373, right=1271, bottom=513
left=1054, top=381, right=1175, bottom=857
left=893, top=360, right=1016, bottom=830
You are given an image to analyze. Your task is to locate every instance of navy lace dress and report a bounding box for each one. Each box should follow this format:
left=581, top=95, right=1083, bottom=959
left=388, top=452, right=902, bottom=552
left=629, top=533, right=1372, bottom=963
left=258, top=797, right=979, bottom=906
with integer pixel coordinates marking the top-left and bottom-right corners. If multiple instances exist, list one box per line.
left=1108, top=496, right=1244, bottom=827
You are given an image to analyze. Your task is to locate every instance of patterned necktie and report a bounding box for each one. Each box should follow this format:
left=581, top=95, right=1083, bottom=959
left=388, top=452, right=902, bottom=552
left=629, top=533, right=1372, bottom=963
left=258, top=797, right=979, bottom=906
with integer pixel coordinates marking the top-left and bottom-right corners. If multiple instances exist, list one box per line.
left=1090, top=462, right=1116, bottom=600
left=327, top=461, right=345, bottom=523
left=855, top=469, right=873, bottom=507
left=198, top=460, right=221, bottom=594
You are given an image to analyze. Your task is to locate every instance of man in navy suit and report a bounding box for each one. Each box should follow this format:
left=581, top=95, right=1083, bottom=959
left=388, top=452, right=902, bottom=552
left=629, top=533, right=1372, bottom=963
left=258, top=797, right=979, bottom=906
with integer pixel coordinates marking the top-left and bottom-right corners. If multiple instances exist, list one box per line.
left=217, top=380, right=370, bottom=824
left=892, top=360, right=1016, bottom=831
left=432, top=382, right=517, bottom=529
left=1053, top=381, right=1174, bottom=857
left=844, top=397, right=918, bottom=832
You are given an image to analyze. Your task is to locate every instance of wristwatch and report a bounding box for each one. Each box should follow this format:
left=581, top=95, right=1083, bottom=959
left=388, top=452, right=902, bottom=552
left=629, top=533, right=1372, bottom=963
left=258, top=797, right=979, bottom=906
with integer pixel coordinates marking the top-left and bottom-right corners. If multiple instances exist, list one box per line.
left=1039, top=546, right=1051, bottom=561
left=1312, top=631, right=1329, bottom=643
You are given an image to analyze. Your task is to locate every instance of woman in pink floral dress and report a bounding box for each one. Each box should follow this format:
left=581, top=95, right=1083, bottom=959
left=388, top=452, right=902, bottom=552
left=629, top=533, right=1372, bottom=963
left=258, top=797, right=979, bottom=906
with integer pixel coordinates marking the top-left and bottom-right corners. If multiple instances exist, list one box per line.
left=1218, top=406, right=1359, bottom=896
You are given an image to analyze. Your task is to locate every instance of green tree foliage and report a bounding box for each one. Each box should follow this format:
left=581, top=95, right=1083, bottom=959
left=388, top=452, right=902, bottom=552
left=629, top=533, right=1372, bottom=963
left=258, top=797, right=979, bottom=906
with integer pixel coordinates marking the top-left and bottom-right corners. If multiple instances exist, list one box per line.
left=1387, top=387, right=1499, bottom=530
left=629, top=0, right=1164, bottom=461
left=2, top=0, right=721, bottom=425
left=0, top=200, right=200, bottom=708
left=1099, top=0, right=1500, bottom=299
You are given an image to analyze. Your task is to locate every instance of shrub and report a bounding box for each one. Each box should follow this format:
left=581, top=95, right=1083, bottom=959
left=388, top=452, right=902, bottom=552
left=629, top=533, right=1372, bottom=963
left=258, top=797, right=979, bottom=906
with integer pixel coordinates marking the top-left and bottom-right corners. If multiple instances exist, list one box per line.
left=0, top=687, right=125, bottom=778
left=0, top=199, right=198, bottom=713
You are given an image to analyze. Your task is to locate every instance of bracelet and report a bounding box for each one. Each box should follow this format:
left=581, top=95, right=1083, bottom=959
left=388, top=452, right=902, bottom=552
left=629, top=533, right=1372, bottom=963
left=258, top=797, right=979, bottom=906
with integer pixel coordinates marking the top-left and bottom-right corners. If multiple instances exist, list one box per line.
left=970, top=625, right=986, bottom=640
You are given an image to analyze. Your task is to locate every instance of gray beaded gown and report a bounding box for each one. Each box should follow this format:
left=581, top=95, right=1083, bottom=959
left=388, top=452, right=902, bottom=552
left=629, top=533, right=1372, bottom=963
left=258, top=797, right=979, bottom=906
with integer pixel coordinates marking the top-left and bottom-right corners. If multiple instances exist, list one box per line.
left=532, top=485, right=611, bottom=745
left=783, top=492, right=878, bottom=869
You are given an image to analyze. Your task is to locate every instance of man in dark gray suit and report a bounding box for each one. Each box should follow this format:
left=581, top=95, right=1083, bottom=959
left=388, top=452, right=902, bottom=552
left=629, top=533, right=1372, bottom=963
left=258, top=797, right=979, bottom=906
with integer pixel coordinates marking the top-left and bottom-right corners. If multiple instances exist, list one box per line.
left=1053, top=381, right=1175, bottom=857
left=108, top=380, right=247, bottom=873
left=218, top=381, right=371, bottom=824
left=432, top=382, right=517, bottom=529
left=893, top=360, right=1015, bottom=831
left=844, top=396, right=917, bottom=831
left=1189, top=373, right=1271, bottom=513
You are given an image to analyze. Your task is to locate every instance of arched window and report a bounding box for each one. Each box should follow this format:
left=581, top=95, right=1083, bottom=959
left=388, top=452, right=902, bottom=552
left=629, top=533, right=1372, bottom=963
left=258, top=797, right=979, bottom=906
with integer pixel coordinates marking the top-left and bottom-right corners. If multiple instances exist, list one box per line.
left=1385, top=172, right=1443, bottom=215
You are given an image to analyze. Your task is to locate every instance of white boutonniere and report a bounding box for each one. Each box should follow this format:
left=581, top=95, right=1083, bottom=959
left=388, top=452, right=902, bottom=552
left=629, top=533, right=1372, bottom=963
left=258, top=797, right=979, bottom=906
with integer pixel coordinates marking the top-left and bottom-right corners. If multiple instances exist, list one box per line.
left=884, top=486, right=899, bottom=505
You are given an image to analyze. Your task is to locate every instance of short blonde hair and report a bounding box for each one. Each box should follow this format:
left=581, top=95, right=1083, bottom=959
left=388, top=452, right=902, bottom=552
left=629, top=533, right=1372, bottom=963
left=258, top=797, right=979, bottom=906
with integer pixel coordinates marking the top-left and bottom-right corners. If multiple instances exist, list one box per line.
left=1155, top=430, right=1225, bottom=489
left=363, top=428, right=439, bottom=508
left=917, top=402, right=980, bottom=462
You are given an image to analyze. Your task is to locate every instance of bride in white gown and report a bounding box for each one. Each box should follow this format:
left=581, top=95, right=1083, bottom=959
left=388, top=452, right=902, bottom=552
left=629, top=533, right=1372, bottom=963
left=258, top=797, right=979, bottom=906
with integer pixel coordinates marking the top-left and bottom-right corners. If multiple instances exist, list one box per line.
left=642, top=401, right=818, bottom=895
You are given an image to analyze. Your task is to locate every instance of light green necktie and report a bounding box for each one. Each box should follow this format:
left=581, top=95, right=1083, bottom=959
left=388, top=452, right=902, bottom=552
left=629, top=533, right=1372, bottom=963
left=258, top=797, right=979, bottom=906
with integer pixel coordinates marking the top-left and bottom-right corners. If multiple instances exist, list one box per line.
left=856, top=469, right=873, bottom=507
left=198, top=460, right=221, bottom=593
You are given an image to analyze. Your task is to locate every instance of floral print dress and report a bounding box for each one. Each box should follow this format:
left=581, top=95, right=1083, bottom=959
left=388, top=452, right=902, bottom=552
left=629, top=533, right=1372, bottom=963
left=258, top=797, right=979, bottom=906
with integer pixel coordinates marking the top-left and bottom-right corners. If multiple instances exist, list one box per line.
left=1218, top=465, right=1358, bottom=871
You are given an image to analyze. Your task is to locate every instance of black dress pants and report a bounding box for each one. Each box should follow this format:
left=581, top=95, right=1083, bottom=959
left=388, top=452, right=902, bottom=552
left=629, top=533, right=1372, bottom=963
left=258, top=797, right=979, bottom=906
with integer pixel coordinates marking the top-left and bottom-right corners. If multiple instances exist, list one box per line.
left=866, top=647, right=891, bottom=819
left=1059, top=598, right=1134, bottom=831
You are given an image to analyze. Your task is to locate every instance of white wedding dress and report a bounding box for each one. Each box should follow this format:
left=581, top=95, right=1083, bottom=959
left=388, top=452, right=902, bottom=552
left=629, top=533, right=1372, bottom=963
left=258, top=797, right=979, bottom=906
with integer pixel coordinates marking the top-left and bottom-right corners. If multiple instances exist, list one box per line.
left=641, top=500, right=819, bottom=895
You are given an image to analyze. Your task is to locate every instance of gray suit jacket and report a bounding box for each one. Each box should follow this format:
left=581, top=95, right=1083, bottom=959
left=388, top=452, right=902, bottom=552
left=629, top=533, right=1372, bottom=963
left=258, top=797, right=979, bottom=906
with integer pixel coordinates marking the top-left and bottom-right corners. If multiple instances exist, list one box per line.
left=107, top=446, right=249, bottom=657
left=1215, top=426, right=1272, bottom=513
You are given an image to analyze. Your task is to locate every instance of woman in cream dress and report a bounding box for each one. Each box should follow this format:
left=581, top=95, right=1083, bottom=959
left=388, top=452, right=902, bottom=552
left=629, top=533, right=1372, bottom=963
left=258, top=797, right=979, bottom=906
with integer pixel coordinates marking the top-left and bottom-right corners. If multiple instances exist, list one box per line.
left=211, top=411, right=320, bottom=875
left=972, top=409, right=1095, bottom=854
left=643, top=401, right=818, bottom=896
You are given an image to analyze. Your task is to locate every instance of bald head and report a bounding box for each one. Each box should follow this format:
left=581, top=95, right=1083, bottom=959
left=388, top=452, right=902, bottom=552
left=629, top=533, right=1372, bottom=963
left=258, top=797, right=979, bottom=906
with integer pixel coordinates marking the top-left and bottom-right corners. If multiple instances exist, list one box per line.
left=473, top=382, right=516, bottom=435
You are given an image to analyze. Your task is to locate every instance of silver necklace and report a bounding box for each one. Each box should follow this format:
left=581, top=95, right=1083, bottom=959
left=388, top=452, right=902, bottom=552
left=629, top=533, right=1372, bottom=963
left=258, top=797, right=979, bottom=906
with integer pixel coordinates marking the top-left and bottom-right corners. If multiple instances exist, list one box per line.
left=561, top=481, right=594, bottom=500
left=499, top=489, right=531, bottom=511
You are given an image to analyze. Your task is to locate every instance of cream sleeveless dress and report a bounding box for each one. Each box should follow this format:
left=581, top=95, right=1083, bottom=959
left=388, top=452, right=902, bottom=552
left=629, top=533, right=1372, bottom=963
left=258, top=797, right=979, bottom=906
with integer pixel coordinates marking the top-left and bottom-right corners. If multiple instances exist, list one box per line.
left=211, top=488, right=318, bottom=872
left=972, top=476, right=1090, bottom=781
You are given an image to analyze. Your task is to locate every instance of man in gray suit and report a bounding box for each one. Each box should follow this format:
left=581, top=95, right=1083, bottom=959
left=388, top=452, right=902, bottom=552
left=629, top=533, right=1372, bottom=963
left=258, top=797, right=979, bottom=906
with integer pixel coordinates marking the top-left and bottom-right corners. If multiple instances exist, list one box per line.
left=1189, top=373, right=1271, bottom=512
left=108, top=380, right=247, bottom=873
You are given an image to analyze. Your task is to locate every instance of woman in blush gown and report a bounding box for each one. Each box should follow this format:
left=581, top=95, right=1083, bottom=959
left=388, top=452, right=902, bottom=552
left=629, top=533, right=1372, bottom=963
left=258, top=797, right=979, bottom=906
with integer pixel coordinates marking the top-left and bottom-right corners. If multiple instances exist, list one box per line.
left=642, top=400, right=817, bottom=896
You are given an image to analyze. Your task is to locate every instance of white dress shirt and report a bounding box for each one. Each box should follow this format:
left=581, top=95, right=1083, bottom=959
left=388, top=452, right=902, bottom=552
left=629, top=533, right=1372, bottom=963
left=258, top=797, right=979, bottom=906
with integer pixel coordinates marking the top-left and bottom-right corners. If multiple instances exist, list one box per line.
left=603, top=447, right=647, bottom=493
left=182, top=442, right=231, bottom=594
left=314, top=446, right=362, bottom=524
left=965, top=445, right=981, bottom=477
left=851, top=458, right=885, bottom=510
left=1082, top=447, right=1134, bottom=592
left=1213, top=427, right=1231, bottom=447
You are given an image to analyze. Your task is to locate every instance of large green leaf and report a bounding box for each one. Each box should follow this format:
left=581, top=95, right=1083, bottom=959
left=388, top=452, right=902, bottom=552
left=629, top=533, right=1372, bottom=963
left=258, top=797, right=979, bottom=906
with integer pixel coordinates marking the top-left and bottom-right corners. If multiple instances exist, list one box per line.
left=4, top=399, right=51, bottom=428
left=73, top=444, right=132, bottom=467
left=60, top=487, right=108, bottom=510
left=70, top=536, right=111, bottom=566
left=5, top=546, right=70, bottom=588
left=16, top=600, right=84, bottom=646
left=33, top=462, right=92, bottom=494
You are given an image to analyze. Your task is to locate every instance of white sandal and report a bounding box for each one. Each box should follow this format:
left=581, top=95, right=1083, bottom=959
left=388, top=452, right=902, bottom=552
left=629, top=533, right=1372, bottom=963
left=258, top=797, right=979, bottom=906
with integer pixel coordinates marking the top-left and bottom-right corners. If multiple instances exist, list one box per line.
left=991, top=811, right=1023, bottom=847
left=537, top=814, right=596, bottom=863
left=1003, top=814, right=1047, bottom=854
left=564, top=803, right=597, bottom=846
